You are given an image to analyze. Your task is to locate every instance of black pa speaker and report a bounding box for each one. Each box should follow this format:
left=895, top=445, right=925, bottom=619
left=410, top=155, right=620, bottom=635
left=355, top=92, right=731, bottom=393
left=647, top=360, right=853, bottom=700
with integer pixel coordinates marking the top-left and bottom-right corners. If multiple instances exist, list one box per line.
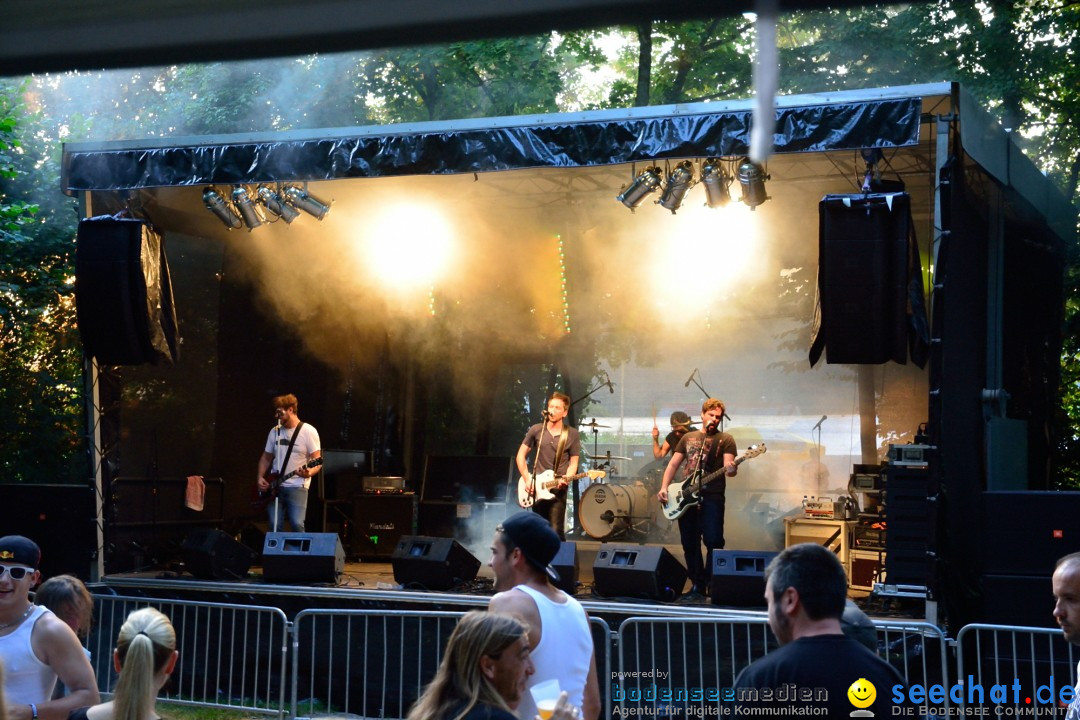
left=592, top=544, right=687, bottom=601
left=391, top=536, right=481, bottom=590
left=710, top=550, right=779, bottom=606
left=1, top=484, right=96, bottom=581
left=181, top=528, right=257, bottom=580
left=75, top=216, right=179, bottom=365
left=816, top=193, right=911, bottom=364
left=552, top=541, right=578, bottom=595
left=261, top=532, right=344, bottom=583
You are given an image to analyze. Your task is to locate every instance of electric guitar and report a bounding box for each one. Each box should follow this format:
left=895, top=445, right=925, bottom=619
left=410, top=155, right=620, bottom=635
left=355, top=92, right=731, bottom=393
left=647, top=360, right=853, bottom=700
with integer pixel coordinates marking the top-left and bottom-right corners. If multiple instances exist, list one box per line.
left=517, top=469, right=606, bottom=508
left=251, top=457, right=323, bottom=510
left=661, top=443, right=766, bottom=521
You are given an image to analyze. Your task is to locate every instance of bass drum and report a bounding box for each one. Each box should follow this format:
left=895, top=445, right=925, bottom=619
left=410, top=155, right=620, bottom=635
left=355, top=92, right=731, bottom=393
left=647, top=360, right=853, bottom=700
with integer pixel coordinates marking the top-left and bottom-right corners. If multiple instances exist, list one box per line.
left=578, top=482, right=652, bottom=540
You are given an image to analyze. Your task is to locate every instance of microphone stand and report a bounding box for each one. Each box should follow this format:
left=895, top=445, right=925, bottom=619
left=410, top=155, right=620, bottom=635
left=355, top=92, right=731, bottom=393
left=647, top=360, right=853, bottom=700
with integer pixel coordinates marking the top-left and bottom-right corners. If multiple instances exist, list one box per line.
left=567, top=380, right=611, bottom=537
left=688, top=371, right=732, bottom=432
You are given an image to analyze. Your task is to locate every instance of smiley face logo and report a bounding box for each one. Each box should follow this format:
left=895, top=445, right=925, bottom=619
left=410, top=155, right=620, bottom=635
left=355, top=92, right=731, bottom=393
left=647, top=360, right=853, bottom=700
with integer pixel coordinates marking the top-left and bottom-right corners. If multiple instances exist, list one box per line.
left=847, top=678, right=876, bottom=709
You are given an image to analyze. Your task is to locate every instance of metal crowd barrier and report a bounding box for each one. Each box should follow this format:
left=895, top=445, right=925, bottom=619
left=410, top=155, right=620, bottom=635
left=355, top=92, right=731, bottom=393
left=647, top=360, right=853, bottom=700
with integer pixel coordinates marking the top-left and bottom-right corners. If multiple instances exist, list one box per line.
left=82, top=592, right=958, bottom=720
left=88, top=594, right=289, bottom=718
left=955, top=624, right=1078, bottom=711
left=613, top=616, right=950, bottom=716
left=289, top=608, right=613, bottom=720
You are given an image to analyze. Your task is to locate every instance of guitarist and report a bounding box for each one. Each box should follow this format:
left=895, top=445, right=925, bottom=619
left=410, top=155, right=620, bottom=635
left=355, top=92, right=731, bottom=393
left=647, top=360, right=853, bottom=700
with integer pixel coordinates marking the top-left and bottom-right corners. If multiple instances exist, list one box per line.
left=515, top=392, right=580, bottom=540
left=656, top=398, right=737, bottom=597
left=256, top=393, right=322, bottom=532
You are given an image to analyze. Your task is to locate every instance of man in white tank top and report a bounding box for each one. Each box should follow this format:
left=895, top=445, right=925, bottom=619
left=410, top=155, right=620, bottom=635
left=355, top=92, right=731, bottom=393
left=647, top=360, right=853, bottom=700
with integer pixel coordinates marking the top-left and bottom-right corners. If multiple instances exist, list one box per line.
left=489, top=512, right=600, bottom=720
left=0, top=536, right=99, bottom=720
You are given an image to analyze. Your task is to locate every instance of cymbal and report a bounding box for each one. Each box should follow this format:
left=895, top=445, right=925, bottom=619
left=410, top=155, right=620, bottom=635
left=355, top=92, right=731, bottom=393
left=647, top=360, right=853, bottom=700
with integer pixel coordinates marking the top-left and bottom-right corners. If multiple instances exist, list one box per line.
left=600, top=452, right=631, bottom=461
left=579, top=420, right=611, bottom=429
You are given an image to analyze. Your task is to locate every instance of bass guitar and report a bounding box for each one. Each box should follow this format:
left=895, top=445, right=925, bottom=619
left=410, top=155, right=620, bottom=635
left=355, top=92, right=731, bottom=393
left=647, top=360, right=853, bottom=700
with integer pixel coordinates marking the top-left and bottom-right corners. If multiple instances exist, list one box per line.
left=518, top=469, right=606, bottom=508
left=661, top=443, right=766, bottom=521
left=251, top=457, right=324, bottom=510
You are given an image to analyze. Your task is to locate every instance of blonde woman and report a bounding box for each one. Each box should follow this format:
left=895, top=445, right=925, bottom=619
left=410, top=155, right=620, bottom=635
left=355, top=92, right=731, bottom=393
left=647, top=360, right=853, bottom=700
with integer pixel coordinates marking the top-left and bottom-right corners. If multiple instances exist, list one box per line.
left=66, top=608, right=177, bottom=720
left=406, top=611, right=579, bottom=720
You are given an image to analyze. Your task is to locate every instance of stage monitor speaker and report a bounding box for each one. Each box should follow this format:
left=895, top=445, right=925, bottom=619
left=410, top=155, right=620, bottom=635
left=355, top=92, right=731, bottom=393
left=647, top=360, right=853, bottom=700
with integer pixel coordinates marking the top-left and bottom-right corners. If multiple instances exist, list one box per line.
left=592, top=544, right=687, bottom=601
left=75, top=217, right=179, bottom=365
left=391, top=536, right=481, bottom=590
left=181, top=528, right=257, bottom=581
left=262, top=532, right=344, bottom=584
left=817, top=193, right=911, bottom=364
left=710, top=550, right=779, bottom=607
left=350, top=493, right=415, bottom=559
left=552, top=541, right=578, bottom=595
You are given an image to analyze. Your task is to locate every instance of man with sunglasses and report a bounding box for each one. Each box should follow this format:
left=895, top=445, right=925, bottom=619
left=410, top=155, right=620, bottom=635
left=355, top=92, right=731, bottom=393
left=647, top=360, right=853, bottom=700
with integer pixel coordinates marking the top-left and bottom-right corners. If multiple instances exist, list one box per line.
left=0, top=536, right=99, bottom=720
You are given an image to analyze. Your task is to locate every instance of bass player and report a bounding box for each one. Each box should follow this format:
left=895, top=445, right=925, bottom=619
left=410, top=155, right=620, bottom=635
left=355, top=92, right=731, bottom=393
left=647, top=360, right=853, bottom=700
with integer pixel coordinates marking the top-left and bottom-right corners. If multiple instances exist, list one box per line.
left=256, top=393, right=322, bottom=532
left=656, top=398, right=737, bottom=597
left=515, top=392, right=580, bottom=540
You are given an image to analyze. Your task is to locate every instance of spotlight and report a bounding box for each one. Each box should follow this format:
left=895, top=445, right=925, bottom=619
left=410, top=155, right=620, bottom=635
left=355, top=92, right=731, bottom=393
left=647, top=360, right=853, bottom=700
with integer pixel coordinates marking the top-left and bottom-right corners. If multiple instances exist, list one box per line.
left=616, top=166, right=663, bottom=211
left=700, top=158, right=732, bottom=208
left=657, top=161, right=695, bottom=214
left=283, top=186, right=331, bottom=220
left=736, top=158, right=770, bottom=210
left=203, top=188, right=242, bottom=229
left=257, top=186, right=300, bottom=223
left=231, top=185, right=263, bottom=230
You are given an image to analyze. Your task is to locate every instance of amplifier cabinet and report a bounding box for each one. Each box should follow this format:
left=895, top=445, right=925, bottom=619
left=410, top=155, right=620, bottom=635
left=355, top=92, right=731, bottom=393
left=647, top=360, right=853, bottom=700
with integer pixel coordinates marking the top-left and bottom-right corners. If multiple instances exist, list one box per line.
left=350, top=493, right=416, bottom=559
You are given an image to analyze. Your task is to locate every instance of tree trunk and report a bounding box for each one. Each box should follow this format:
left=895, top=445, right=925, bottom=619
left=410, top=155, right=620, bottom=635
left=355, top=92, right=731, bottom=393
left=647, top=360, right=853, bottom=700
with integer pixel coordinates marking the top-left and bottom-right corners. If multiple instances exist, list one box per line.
left=635, top=20, right=652, bottom=107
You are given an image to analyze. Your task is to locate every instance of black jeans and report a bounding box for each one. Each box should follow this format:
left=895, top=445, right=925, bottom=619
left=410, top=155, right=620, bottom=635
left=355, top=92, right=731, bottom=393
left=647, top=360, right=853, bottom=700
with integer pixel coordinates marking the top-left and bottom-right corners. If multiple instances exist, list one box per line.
left=532, top=493, right=567, bottom=540
left=677, top=493, right=725, bottom=589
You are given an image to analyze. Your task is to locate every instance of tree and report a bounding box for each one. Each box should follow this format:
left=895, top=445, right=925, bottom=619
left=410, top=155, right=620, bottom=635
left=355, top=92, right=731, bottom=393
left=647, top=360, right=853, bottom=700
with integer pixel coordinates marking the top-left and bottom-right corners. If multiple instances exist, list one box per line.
left=0, top=81, right=83, bottom=482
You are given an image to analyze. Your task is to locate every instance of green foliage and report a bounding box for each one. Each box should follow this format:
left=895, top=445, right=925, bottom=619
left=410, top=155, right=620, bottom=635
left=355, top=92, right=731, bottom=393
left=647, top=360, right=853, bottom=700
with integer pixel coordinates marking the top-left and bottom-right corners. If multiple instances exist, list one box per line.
left=0, top=81, right=83, bottom=482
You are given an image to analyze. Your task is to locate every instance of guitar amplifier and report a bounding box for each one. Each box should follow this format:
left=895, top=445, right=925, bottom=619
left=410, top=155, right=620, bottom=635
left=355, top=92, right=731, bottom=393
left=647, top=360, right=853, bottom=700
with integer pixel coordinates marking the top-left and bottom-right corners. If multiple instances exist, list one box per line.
left=362, top=476, right=406, bottom=494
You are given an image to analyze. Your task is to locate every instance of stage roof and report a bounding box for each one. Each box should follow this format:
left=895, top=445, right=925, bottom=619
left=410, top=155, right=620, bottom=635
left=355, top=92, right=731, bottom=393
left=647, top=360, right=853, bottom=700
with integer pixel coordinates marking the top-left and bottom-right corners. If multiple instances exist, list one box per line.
left=61, top=82, right=1074, bottom=244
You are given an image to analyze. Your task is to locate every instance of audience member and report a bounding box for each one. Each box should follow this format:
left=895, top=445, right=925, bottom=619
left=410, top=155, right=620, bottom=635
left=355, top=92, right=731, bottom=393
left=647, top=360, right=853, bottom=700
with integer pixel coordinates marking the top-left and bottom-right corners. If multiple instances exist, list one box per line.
left=66, top=607, right=176, bottom=720
left=406, top=611, right=579, bottom=720
left=1052, top=552, right=1080, bottom=720
left=733, top=543, right=907, bottom=716
left=0, top=536, right=99, bottom=720
left=33, top=576, right=94, bottom=700
left=33, top=578, right=92, bottom=643
left=488, top=513, right=599, bottom=720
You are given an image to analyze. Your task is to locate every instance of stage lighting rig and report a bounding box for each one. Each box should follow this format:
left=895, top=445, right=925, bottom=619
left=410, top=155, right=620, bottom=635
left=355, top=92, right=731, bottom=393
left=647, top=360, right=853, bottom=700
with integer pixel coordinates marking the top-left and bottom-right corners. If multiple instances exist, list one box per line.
left=616, top=166, right=662, bottom=211
left=736, top=158, right=770, bottom=210
left=231, top=185, right=264, bottom=230
left=700, top=158, right=732, bottom=208
left=257, top=186, right=300, bottom=223
left=283, top=186, right=331, bottom=220
left=203, top=187, right=242, bottom=229
left=657, top=161, right=695, bottom=214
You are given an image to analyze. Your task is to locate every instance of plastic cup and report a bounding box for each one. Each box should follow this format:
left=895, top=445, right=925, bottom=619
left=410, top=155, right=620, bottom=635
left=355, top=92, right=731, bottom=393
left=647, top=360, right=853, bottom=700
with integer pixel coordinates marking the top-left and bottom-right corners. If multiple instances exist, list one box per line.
left=531, top=679, right=561, bottom=719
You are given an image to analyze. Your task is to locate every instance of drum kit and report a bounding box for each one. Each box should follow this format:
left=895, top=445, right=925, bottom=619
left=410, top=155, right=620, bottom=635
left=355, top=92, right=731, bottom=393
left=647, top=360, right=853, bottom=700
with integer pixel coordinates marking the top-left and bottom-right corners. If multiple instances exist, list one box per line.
left=575, top=419, right=667, bottom=541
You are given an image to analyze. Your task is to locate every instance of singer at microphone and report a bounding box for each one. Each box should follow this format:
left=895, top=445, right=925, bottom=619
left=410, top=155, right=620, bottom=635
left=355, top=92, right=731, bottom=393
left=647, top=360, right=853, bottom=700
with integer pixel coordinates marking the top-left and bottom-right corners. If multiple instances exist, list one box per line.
left=515, top=390, right=581, bottom=540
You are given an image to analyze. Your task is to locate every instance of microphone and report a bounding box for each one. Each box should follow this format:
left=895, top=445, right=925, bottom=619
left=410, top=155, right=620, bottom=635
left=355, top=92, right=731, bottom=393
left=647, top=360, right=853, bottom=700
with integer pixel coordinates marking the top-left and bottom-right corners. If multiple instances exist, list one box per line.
left=684, top=368, right=697, bottom=388
left=541, top=409, right=551, bottom=420
left=604, top=370, right=615, bottom=394
left=811, top=415, right=827, bottom=431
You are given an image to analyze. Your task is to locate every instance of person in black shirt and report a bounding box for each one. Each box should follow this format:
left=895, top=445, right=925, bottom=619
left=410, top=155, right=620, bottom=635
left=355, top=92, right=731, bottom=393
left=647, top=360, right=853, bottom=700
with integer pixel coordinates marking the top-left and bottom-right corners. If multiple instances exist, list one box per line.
left=657, top=399, right=736, bottom=595
left=733, top=543, right=909, bottom=716
left=516, top=392, right=581, bottom=539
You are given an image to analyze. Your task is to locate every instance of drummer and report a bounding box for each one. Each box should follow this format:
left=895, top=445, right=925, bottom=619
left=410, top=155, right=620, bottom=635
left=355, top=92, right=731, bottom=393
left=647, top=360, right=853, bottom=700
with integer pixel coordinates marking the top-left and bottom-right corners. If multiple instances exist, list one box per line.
left=651, top=411, right=694, bottom=459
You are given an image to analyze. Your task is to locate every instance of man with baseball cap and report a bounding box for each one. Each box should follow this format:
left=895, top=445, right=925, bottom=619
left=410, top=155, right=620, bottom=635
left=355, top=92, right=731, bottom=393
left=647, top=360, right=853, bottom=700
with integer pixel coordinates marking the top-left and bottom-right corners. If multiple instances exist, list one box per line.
left=488, top=513, right=599, bottom=720
left=0, top=536, right=99, bottom=720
